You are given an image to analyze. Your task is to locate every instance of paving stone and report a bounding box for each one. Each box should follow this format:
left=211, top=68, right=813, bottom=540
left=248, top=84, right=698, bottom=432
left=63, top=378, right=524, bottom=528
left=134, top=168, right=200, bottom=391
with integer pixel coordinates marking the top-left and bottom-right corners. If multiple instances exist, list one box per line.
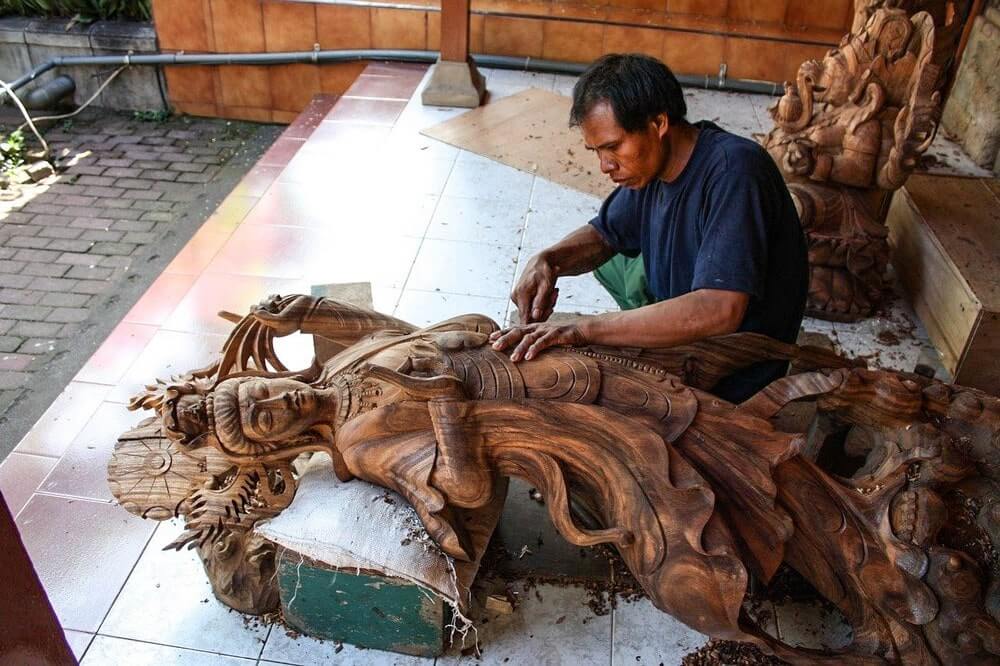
left=90, top=241, right=136, bottom=256
left=80, top=230, right=124, bottom=243
left=158, top=189, right=199, bottom=203
left=3, top=305, right=54, bottom=322
left=39, top=292, right=90, bottom=308
left=14, top=249, right=62, bottom=263
left=97, top=158, right=134, bottom=168
left=66, top=265, right=114, bottom=280
left=56, top=253, right=98, bottom=266
left=132, top=200, right=174, bottom=212
left=70, top=217, right=115, bottom=230
left=46, top=239, right=95, bottom=253
left=22, top=263, right=70, bottom=278
left=0, top=249, right=14, bottom=260
left=98, top=255, right=132, bottom=268
left=0, top=275, right=34, bottom=290
left=176, top=171, right=217, bottom=184
left=22, top=203, right=64, bottom=215
left=58, top=195, right=98, bottom=207
left=36, top=227, right=84, bottom=240
left=114, top=178, right=153, bottom=190
left=71, top=166, right=107, bottom=176
left=83, top=186, right=126, bottom=198
left=119, top=188, right=162, bottom=200
left=0, top=289, right=43, bottom=305
left=168, top=161, right=207, bottom=173
left=0, top=336, right=23, bottom=353
left=110, top=220, right=155, bottom=233
left=103, top=167, right=143, bottom=179
left=18, top=338, right=58, bottom=354
left=7, top=237, right=52, bottom=249
left=121, top=232, right=159, bottom=244
left=0, top=260, right=28, bottom=274
left=46, top=307, right=90, bottom=323
left=72, top=279, right=111, bottom=294
left=26, top=277, right=79, bottom=292
left=0, top=372, right=30, bottom=390
left=139, top=169, right=179, bottom=181
left=102, top=199, right=135, bottom=210
left=138, top=211, right=174, bottom=223
left=75, top=175, right=117, bottom=187
left=10, top=321, right=62, bottom=337
left=133, top=160, right=170, bottom=170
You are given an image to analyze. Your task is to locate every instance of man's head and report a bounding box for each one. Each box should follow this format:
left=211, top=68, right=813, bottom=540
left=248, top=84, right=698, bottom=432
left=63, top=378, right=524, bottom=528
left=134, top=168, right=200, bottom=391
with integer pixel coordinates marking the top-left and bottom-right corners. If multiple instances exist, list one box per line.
left=570, top=54, right=687, bottom=189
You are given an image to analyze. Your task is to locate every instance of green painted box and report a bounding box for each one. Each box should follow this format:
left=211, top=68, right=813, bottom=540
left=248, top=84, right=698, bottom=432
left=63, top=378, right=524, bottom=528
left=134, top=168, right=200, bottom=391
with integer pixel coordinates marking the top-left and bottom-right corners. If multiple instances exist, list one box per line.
left=277, top=548, right=449, bottom=657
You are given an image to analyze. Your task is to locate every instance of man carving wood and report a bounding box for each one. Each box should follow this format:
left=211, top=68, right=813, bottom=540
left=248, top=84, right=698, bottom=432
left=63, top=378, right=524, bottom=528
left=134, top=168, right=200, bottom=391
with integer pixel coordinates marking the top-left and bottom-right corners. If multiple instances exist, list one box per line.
left=491, top=54, right=809, bottom=402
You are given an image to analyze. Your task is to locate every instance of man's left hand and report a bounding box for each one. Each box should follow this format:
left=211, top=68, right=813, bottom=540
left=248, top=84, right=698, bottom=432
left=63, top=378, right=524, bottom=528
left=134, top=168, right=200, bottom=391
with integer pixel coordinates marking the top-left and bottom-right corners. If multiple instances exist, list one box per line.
left=489, top=321, right=586, bottom=362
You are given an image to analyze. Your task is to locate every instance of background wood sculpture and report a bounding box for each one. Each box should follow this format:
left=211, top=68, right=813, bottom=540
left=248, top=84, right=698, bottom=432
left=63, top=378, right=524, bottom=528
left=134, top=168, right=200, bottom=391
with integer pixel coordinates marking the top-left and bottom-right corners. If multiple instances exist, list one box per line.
left=108, top=294, right=1000, bottom=664
left=759, top=1, right=972, bottom=321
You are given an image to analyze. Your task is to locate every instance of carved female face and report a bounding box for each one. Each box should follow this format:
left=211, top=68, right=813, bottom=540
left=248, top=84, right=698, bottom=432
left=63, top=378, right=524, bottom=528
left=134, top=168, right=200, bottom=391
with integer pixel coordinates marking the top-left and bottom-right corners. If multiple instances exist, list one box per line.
left=208, top=377, right=338, bottom=455
left=238, top=378, right=331, bottom=441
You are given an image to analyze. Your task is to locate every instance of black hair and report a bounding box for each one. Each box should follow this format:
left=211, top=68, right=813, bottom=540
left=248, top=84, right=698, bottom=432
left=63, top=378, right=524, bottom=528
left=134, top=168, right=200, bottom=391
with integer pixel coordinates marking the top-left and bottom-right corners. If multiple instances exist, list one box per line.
left=570, top=53, right=687, bottom=132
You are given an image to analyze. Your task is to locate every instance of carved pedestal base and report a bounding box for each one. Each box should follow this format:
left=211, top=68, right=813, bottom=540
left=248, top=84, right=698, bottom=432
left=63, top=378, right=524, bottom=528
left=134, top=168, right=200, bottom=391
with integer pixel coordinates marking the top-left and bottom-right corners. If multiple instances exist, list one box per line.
left=790, top=183, right=890, bottom=321
left=421, top=58, right=486, bottom=109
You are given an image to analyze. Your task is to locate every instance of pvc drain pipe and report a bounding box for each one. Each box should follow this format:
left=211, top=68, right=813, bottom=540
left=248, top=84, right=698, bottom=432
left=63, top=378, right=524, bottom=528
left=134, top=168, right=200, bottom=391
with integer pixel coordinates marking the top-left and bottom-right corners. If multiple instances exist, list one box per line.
left=2, top=48, right=783, bottom=101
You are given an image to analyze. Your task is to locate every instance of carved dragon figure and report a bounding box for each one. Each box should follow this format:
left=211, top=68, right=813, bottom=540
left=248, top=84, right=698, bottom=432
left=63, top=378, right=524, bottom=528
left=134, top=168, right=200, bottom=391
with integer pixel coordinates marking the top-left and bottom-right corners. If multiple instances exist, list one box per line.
left=107, top=294, right=1000, bottom=663
left=759, top=2, right=970, bottom=320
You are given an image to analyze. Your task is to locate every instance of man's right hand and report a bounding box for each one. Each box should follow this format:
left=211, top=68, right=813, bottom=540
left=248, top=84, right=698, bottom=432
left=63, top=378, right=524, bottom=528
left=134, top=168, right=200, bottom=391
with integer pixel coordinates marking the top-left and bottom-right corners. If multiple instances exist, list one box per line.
left=512, top=252, right=560, bottom=324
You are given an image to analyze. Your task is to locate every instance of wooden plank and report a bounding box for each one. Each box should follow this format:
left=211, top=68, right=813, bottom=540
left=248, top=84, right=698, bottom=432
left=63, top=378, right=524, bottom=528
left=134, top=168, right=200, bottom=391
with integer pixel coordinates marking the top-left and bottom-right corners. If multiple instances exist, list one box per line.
left=422, top=88, right=613, bottom=199
left=886, top=188, right=979, bottom=373
left=902, top=175, right=1000, bottom=311
left=956, top=311, right=1000, bottom=390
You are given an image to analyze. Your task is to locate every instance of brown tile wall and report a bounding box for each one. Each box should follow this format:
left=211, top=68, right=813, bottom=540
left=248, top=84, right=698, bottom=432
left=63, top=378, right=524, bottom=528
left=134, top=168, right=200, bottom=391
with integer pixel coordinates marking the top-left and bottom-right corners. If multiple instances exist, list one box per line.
left=152, top=0, right=850, bottom=120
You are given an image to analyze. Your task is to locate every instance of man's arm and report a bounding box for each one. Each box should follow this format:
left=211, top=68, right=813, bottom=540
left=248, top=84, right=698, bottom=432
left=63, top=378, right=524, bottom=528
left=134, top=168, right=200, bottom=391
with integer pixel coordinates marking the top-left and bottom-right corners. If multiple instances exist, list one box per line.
left=513, top=224, right=615, bottom=323
left=490, top=289, right=749, bottom=362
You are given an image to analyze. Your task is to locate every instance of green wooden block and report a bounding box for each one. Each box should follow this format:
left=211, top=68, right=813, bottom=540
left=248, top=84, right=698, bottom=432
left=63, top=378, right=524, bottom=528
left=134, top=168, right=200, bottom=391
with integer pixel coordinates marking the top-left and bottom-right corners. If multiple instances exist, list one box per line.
left=277, top=548, right=449, bottom=657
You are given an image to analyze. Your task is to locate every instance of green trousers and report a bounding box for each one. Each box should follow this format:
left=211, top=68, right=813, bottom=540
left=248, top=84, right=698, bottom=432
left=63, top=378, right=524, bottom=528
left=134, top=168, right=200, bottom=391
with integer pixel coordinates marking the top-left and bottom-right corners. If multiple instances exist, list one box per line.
left=593, top=254, right=654, bottom=311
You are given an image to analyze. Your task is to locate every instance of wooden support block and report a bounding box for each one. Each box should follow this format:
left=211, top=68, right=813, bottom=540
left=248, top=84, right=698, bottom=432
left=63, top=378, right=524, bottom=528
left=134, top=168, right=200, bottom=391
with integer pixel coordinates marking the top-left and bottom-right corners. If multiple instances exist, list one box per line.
left=887, top=174, right=1000, bottom=392
left=277, top=549, right=449, bottom=657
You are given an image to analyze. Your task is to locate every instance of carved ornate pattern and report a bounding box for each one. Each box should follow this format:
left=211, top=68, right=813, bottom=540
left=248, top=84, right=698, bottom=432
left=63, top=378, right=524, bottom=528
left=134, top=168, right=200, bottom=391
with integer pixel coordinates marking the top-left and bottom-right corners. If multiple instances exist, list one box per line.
left=759, top=2, right=968, bottom=320
left=107, top=295, right=1000, bottom=663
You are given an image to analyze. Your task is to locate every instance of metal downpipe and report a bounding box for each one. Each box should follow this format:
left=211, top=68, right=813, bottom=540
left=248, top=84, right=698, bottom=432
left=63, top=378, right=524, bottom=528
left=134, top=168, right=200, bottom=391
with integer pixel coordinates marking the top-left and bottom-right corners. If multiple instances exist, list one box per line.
left=3, top=48, right=782, bottom=100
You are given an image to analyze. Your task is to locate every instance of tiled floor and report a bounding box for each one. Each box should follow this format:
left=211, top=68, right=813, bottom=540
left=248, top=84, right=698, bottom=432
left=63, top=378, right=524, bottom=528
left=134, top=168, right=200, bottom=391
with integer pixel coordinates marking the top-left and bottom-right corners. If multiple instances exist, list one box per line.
left=3, top=64, right=986, bottom=664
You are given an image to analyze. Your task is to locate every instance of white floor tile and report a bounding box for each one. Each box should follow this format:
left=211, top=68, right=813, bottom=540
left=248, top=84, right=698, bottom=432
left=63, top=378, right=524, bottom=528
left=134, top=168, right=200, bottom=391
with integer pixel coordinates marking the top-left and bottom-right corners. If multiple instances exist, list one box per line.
left=529, top=178, right=603, bottom=213
left=443, top=152, right=535, bottom=205
left=685, top=88, right=763, bottom=138
left=261, top=628, right=431, bottom=665
left=438, top=582, right=612, bottom=665
left=406, top=238, right=519, bottom=299
left=99, top=521, right=270, bottom=659
left=307, top=235, right=422, bottom=290
left=82, top=636, right=255, bottom=666
left=612, top=597, right=707, bottom=665
left=65, top=630, right=94, bottom=661
left=425, top=195, right=527, bottom=246
left=394, top=289, right=509, bottom=328
left=522, top=208, right=597, bottom=252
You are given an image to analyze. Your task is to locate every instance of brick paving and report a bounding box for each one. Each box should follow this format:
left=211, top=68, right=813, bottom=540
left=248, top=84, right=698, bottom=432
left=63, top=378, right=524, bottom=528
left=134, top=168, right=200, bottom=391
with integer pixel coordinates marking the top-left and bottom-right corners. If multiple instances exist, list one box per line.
left=0, top=110, right=280, bottom=447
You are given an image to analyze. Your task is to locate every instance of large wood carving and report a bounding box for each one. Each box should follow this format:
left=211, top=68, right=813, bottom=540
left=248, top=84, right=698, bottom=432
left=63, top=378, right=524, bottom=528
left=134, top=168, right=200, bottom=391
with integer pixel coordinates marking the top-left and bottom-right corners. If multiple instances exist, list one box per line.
left=108, top=295, right=1000, bottom=664
left=759, top=2, right=969, bottom=320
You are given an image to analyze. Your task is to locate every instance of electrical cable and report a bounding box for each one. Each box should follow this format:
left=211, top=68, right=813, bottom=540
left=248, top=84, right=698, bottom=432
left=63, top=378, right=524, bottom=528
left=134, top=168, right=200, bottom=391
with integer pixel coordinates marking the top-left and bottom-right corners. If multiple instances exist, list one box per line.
left=22, top=65, right=128, bottom=129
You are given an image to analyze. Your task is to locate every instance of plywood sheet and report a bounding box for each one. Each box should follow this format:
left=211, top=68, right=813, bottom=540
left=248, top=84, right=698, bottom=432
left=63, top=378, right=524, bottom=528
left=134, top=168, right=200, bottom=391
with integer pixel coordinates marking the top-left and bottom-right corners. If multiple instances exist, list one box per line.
left=421, top=88, right=613, bottom=200
left=903, top=175, right=1000, bottom=311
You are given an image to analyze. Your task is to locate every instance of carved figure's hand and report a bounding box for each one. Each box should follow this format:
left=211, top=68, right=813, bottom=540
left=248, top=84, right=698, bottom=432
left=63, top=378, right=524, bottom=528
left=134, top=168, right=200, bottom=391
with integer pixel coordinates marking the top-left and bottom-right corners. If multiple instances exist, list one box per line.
left=511, top=253, right=560, bottom=324
left=250, top=294, right=312, bottom=337
left=489, top=321, right=586, bottom=362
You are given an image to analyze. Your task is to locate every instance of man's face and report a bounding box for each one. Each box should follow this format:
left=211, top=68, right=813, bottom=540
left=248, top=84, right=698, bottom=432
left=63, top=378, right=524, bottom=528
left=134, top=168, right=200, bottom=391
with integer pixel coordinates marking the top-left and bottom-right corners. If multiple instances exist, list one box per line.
left=580, top=101, right=668, bottom=189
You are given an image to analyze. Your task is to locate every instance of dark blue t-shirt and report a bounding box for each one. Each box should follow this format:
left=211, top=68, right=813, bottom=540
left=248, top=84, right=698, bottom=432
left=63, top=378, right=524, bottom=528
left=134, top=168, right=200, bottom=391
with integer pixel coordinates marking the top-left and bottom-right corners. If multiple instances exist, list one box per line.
left=590, top=121, right=808, bottom=402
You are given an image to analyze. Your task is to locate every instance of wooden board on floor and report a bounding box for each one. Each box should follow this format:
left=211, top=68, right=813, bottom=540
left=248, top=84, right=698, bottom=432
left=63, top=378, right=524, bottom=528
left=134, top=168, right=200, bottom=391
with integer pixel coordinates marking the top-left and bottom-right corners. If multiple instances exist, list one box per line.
left=421, top=88, right=613, bottom=200
left=887, top=174, right=1000, bottom=392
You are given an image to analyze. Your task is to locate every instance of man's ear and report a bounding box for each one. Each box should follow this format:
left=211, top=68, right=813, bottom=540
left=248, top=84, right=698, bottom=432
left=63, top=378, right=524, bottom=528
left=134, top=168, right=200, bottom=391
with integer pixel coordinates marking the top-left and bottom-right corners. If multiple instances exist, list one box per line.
left=652, top=113, right=670, bottom=139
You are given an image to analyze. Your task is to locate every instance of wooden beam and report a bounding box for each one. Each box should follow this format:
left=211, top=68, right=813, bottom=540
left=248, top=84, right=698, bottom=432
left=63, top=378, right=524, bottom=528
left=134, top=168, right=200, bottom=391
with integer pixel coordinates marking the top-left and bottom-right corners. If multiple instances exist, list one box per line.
left=439, top=0, right=470, bottom=63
